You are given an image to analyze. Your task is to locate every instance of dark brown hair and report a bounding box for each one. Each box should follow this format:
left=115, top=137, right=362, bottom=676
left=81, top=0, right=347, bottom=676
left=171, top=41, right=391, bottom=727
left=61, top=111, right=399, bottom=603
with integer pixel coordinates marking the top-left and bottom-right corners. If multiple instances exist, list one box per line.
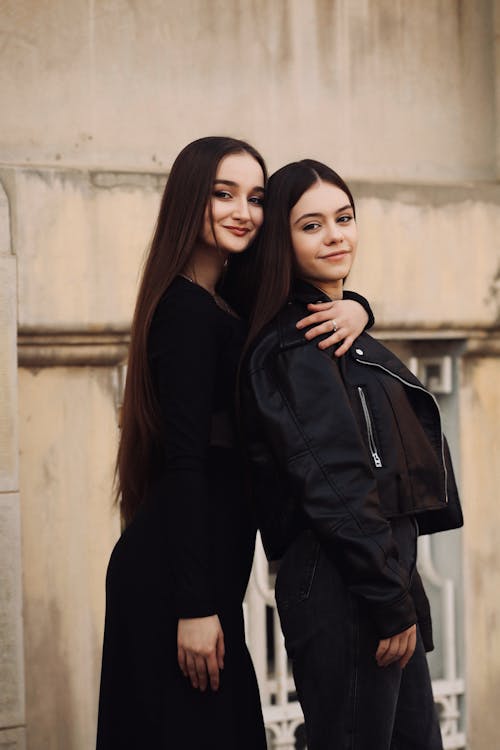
left=243, top=159, right=355, bottom=352
left=117, top=136, right=267, bottom=525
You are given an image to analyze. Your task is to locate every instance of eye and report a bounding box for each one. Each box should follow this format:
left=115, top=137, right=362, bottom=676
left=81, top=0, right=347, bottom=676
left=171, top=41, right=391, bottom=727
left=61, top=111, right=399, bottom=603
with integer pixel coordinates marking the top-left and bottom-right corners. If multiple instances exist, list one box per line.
left=338, top=214, right=354, bottom=223
left=213, top=190, right=232, bottom=199
left=303, top=222, right=321, bottom=232
left=249, top=195, right=264, bottom=206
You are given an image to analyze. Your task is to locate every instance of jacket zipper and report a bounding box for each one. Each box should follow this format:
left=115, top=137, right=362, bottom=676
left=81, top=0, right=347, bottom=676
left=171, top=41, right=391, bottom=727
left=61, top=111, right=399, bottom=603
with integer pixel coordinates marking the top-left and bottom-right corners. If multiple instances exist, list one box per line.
left=357, top=387, right=383, bottom=468
left=355, top=358, right=448, bottom=504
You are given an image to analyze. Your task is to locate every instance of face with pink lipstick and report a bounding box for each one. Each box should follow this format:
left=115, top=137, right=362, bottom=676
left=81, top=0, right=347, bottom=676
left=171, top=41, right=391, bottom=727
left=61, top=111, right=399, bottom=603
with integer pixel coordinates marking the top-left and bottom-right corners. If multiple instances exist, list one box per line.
left=289, top=180, right=358, bottom=295
left=200, top=151, right=265, bottom=255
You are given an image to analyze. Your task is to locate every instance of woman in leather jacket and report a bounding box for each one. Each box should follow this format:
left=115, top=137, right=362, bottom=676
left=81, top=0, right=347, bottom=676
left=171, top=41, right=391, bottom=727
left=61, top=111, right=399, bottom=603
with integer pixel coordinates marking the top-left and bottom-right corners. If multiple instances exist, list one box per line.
left=240, top=159, right=463, bottom=750
left=96, top=139, right=373, bottom=749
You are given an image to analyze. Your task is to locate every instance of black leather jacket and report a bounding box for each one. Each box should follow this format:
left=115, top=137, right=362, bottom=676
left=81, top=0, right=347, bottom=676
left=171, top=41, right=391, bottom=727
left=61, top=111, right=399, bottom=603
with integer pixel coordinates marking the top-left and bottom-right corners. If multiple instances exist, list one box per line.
left=241, top=280, right=462, bottom=638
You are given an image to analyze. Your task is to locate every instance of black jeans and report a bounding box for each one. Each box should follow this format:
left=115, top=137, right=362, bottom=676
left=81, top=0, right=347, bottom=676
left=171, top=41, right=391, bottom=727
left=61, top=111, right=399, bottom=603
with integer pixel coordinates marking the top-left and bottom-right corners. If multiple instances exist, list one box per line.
left=275, top=530, right=443, bottom=750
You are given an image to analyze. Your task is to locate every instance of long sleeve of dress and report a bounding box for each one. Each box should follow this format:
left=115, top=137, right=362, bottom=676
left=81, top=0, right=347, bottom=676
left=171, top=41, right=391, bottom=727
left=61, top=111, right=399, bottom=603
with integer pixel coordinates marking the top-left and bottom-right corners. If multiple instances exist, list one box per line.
left=148, top=287, right=220, bottom=619
left=343, top=290, right=375, bottom=330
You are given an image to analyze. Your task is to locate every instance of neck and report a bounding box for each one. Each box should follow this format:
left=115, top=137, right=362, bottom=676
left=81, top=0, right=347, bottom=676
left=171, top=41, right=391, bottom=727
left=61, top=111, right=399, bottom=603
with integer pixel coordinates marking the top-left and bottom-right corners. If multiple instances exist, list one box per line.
left=182, top=243, right=228, bottom=295
left=301, top=277, right=344, bottom=301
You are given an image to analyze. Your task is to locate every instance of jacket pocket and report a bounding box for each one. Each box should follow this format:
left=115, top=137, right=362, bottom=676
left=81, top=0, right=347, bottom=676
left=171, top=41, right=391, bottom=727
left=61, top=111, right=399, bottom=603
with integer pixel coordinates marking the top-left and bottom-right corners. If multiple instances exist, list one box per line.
left=275, top=529, right=321, bottom=611
left=357, top=386, right=383, bottom=468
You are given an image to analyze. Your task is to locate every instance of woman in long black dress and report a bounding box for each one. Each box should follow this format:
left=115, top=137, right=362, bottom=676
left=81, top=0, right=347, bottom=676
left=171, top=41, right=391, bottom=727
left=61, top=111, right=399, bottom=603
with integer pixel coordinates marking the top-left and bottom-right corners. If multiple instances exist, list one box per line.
left=96, top=137, right=372, bottom=749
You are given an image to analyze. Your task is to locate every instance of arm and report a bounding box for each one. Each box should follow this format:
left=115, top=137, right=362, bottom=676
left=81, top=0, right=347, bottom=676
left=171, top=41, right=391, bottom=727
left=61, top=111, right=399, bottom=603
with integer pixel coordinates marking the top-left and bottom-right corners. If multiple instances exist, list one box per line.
left=297, top=291, right=374, bottom=356
left=150, top=292, right=218, bottom=618
left=243, top=343, right=416, bottom=640
left=149, top=290, right=224, bottom=690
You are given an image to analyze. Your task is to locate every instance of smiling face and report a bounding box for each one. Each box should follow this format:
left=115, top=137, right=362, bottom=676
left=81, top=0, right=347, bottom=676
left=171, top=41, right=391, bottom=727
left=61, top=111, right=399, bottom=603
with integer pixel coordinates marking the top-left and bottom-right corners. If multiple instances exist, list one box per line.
left=289, top=180, right=357, bottom=296
left=200, top=151, right=265, bottom=255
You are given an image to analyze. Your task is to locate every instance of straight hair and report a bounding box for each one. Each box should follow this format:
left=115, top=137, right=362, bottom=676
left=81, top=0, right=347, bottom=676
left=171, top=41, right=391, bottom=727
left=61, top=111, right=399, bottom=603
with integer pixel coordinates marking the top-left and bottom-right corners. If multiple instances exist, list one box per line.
left=243, top=159, right=355, bottom=354
left=117, top=136, right=267, bottom=525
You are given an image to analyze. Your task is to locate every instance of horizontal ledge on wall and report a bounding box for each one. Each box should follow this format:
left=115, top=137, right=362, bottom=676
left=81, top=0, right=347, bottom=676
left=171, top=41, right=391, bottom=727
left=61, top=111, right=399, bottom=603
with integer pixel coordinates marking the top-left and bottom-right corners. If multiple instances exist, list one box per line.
left=16, top=327, right=500, bottom=367
left=2, top=164, right=499, bottom=206
left=373, top=327, right=500, bottom=356
left=18, top=331, right=129, bottom=367
left=461, top=336, right=500, bottom=358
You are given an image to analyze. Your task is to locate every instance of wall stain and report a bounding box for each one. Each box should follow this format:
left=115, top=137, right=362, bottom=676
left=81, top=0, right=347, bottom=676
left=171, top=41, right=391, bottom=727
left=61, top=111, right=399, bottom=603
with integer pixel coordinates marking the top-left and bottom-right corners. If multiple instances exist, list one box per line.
left=486, top=263, right=500, bottom=325
left=351, top=178, right=500, bottom=208
left=90, top=171, right=166, bottom=192
left=25, top=598, right=75, bottom=749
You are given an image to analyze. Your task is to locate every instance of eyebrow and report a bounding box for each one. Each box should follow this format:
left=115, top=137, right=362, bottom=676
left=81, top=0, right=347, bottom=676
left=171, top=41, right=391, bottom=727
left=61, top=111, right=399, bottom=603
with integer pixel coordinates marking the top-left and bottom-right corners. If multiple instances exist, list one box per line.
left=214, top=179, right=265, bottom=193
left=293, top=204, right=353, bottom=225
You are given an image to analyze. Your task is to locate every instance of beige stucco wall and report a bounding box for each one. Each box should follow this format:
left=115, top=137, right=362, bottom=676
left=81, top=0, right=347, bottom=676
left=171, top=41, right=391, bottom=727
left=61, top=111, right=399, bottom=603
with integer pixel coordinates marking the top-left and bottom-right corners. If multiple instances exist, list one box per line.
left=0, top=188, right=25, bottom=747
left=0, top=0, right=496, bottom=181
left=5, top=162, right=499, bottom=750
left=2, top=166, right=498, bottom=333
left=460, top=356, right=500, bottom=749
left=17, top=367, right=120, bottom=750
left=1, top=0, right=499, bottom=748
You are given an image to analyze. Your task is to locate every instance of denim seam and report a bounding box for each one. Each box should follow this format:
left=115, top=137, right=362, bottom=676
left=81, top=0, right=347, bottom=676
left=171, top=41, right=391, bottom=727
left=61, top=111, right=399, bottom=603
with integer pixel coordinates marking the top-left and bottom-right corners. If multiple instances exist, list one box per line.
left=349, top=595, right=359, bottom=750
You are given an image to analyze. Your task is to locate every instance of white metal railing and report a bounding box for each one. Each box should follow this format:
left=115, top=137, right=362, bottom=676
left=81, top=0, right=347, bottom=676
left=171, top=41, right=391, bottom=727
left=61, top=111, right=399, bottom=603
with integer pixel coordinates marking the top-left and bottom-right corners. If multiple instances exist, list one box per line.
left=418, top=535, right=466, bottom=749
left=245, top=533, right=466, bottom=750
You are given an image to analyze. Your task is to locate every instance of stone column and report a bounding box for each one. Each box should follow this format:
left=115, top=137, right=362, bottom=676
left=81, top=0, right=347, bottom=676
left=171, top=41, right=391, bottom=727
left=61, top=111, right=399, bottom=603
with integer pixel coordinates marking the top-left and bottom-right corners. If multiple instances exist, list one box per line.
left=494, top=0, right=500, bottom=178
left=460, top=340, right=500, bottom=749
left=0, top=182, right=26, bottom=746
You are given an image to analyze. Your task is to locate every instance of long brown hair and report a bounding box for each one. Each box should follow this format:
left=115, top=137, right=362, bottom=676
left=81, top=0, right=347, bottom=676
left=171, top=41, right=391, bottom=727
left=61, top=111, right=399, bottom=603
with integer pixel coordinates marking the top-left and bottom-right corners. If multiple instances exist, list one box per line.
left=243, top=159, right=356, bottom=353
left=117, top=136, right=267, bottom=525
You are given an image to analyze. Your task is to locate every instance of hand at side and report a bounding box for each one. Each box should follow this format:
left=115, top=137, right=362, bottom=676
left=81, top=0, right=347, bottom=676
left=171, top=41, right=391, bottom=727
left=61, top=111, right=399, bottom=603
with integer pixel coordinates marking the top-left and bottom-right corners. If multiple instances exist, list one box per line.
left=376, top=624, right=417, bottom=669
left=177, top=615, right=225, bottom=691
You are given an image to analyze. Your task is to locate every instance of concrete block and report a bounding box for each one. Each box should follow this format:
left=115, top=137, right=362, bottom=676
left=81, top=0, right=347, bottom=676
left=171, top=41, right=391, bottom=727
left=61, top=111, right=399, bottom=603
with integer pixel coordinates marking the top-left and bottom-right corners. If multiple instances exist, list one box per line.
left=0, top=1, right=495, bottom=181
left=0, top=494, right=25, bottom=728
left=0, top=255, right=18, bottom=492
left=0, top=728, right=26, bottom=750
left=9, top=168, right=162, bottom=331
left=19, top=367, right=120, bottom=749
left=347, top=181, right=500, bottom=330
left=8, top=166, right=500, bottom=334
left=0, top=180, right=11, bottom=256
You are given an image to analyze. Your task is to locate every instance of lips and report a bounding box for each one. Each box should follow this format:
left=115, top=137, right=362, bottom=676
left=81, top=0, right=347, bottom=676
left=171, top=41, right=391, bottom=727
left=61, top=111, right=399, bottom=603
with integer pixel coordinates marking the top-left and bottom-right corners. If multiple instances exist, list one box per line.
left=320, top=250, right=350, bottom=260
left=224, top=226, right=251, bottom=237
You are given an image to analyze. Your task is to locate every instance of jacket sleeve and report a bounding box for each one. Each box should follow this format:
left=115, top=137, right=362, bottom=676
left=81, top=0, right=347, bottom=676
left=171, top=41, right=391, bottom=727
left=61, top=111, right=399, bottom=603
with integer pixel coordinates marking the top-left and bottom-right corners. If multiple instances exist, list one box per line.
left=244, top=343, right=416, bottom=638
left=343, top=290, right=375, bottom=330
left=148, top=290, right=219, bottom=619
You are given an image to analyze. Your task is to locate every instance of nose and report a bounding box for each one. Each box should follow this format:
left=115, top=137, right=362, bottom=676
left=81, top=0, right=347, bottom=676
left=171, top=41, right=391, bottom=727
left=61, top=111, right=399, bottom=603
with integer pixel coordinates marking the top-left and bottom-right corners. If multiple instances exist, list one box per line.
left=232, top=197, right=251, bottom=222
left=325, top=221, right=344, bottom=244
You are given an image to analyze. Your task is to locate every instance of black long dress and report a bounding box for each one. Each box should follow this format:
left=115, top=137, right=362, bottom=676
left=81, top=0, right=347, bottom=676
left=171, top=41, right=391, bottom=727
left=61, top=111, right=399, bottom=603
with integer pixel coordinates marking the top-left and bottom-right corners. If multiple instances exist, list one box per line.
left=96, top=276, right=266, bottom=749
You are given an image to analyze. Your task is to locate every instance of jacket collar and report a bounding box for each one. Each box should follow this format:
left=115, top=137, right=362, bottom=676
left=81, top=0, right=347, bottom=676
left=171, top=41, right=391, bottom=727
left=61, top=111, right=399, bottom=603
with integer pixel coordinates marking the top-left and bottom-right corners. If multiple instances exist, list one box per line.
left=347, top=334, right=428, bottom=391
left=278, top=280, right=338, bottom=351
left=284, top=281, right=429, bottom=392
left=290, top=278, right=333, bottom=306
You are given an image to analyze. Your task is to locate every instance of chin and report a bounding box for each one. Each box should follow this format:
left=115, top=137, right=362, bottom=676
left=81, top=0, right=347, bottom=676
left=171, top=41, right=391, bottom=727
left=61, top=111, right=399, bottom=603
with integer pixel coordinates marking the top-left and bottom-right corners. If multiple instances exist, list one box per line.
left=221, top=238, right=255, bottom=255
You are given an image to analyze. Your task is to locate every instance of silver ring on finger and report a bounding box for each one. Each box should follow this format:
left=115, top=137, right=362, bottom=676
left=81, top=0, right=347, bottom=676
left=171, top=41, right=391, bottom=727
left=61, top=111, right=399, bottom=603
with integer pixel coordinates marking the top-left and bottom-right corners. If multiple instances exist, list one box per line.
left=332, top=319, right=338, bottom=333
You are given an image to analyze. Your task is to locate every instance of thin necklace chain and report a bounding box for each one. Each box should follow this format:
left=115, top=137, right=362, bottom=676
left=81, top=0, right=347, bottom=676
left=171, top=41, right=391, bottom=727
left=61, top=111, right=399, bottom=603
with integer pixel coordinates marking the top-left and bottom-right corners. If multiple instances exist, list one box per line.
left=179, top=273, right=237, bottom=317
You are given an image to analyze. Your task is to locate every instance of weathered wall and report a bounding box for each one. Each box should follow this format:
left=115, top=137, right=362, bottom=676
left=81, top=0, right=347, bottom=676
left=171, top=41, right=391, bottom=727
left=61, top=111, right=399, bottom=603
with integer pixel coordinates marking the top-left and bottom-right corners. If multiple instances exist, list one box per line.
left=0, top=185, right=25, bottom=746
left=0, top=1, right=499, bottom=748
left=0, top=0, right=496, bottom=181
left=459, top=355, right=500, bottom=750
left=4, top=163, right=499, bottom=750
left=17, top=367, right=120, bottom=750
left=3, top=166, right=499, bottom=332
left=494, top=0, right=500, bottom=176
